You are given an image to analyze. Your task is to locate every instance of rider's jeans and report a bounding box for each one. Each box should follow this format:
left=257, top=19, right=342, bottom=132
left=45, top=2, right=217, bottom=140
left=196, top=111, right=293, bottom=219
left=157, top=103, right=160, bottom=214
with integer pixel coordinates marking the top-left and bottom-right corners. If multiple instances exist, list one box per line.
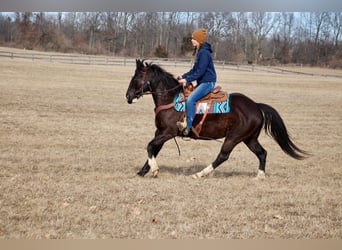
left=185, top=82, right=215, bottom=129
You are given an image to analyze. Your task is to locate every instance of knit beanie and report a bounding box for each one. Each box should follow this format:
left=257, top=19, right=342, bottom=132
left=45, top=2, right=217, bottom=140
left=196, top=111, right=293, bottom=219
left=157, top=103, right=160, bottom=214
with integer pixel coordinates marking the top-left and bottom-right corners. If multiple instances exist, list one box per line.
left=192, top=28, right=206, bottom=45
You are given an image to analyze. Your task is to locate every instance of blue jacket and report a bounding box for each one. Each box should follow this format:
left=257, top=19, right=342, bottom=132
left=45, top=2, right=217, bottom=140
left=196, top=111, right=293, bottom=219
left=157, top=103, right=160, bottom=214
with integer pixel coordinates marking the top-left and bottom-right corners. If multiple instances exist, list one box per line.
left=182, top=42, right=216, bottom=85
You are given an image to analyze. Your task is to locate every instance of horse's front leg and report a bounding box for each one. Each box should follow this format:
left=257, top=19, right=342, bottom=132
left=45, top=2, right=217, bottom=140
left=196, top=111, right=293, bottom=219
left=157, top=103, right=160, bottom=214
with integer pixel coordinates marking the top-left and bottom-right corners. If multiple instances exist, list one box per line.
left=147, top=141, right=163, bottom=177
left=137, top=142, right=163, bottom=177
left=137, top=131, right=172, bottom=177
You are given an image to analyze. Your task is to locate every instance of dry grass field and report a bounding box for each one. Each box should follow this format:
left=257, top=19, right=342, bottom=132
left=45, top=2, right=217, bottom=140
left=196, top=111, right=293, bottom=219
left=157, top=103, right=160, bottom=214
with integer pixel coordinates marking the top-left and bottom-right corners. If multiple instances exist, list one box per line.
left=0, top=48, right=341, bottom=239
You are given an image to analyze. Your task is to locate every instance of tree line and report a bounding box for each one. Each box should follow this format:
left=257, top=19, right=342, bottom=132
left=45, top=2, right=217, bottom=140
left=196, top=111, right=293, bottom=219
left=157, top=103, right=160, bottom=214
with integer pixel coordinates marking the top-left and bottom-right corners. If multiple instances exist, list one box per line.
left=0, top=12, right=341, bottom=67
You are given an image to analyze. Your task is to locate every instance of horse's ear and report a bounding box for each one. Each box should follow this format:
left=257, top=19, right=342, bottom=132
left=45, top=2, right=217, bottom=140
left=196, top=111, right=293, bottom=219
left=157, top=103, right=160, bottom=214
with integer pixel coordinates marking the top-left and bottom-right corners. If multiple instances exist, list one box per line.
left=136, top=59, right=143, bottom=69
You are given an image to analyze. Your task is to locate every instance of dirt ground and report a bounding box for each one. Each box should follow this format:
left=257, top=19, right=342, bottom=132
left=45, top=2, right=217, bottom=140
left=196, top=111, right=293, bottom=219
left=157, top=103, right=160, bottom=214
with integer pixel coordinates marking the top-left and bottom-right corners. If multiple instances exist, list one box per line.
left=0, top=50, right=341, bottom=239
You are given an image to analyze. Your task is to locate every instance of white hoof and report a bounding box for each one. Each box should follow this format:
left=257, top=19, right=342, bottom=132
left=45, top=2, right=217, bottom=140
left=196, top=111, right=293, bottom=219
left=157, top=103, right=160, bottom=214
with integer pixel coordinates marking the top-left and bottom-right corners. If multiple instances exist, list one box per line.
left=152, top=169, right=159, bottom=178
left=191, top=173, right=202, bottom=179
left=191, top=164, right=214, bottom=179
left=254, top=170, right=266, bottom=180
left=148, top=156, right=159, bottom=178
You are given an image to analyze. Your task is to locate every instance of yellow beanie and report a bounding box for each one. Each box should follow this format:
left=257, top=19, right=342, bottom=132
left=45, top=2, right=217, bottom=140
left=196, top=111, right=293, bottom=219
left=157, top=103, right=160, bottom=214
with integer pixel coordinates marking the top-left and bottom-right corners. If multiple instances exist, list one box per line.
left=192, top=28, right=206, bottom=45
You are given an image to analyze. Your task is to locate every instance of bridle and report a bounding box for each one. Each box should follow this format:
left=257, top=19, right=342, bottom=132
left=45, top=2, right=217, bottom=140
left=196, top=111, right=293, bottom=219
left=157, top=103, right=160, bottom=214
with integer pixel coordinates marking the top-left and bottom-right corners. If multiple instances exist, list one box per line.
left=138, top=69, right=152, bottom=95
left=135, top=68, right=182, bottom=97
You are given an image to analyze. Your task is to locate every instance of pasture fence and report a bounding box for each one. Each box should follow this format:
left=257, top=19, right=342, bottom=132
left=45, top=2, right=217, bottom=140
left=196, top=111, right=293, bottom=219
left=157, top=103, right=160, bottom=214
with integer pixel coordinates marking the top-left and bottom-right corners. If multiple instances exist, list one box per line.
left=1, top=49, right=342, bottom=78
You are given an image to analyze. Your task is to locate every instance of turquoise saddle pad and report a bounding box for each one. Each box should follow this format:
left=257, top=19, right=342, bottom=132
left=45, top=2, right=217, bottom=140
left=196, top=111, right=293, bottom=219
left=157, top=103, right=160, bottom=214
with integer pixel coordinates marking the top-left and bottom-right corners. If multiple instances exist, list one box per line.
left=173, top=92, right=231, bottom=114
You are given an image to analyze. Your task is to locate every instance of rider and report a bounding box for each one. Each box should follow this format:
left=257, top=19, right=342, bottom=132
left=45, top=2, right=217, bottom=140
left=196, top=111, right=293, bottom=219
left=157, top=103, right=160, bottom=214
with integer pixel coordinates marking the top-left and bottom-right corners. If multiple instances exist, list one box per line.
left=177, top=28, right=217, bottom=137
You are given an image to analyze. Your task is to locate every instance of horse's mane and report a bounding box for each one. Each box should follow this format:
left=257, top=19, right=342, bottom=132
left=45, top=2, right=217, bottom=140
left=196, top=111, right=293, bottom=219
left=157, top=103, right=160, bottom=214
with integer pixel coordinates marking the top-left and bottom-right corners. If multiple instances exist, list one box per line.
left=148, top=63, right=180, bottom=90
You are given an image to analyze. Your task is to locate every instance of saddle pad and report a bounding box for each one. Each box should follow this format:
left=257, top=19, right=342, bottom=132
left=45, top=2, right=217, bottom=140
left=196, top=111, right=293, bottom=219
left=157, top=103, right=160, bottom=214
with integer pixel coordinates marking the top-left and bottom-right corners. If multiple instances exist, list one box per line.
left=173, top=92, right=231, bottom=114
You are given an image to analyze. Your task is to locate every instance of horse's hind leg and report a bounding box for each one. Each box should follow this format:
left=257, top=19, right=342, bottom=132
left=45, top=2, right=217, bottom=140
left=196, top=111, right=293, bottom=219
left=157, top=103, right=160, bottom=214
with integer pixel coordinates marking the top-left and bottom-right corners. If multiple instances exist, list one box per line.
left=244, top=137, right=267, bottom=179
left=192, top=138, right=237, bottom=179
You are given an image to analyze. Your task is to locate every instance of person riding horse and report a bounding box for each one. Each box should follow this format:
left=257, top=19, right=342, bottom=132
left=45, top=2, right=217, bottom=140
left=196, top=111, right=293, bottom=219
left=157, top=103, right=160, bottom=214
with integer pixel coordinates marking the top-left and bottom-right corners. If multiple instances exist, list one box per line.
left=177, top=28, right=217, bottom=137
left=126, top=59, right=308, bottom=178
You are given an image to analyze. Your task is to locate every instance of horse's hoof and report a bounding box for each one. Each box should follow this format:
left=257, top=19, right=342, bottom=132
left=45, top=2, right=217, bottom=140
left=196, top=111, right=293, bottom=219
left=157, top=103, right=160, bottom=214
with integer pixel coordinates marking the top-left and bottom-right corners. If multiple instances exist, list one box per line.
left=254, top=170, right=266, bottom=180
left=152, top=169, right=159, bottom=178
left=137, top=171, right=145, bottom=177
left=191, top=173, right=201, bottom=179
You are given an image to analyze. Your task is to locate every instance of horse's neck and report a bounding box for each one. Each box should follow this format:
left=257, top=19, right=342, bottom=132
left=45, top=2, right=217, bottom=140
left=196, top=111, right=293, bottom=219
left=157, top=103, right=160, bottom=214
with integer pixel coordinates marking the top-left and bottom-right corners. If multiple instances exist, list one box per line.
left=152, top=93, right=174, bottom=108
left=152, top=84, right=177, bottom=108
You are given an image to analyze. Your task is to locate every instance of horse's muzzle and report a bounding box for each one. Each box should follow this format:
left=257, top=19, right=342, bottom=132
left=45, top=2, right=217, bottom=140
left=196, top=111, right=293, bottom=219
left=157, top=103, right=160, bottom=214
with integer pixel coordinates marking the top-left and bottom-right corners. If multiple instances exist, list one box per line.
left=126, top=95, right=133, bottom=104
left=126, top=90, right=141, bottom=104
left=125, top=90, right=134, bottom=104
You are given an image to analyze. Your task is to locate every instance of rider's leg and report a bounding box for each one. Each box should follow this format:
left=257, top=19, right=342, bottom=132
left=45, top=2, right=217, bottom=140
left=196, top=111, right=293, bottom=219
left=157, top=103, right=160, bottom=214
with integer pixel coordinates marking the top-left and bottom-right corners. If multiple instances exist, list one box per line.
left=184, top=82, right=215, bottom=135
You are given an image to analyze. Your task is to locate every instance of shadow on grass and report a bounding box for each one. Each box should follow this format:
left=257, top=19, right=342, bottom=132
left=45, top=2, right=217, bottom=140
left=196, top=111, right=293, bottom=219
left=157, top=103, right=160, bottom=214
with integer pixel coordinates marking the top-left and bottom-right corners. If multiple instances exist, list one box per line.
left=154, top=165, right=256, bottom=178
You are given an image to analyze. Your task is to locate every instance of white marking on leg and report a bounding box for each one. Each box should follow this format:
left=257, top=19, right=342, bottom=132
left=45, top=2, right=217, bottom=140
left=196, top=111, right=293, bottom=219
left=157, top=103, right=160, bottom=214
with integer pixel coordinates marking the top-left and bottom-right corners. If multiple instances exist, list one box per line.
left=148, top=156, right=159, bottom=177
left=255, top=170, right=266, bottom=180
left=192, top=164, right=214, bottom=179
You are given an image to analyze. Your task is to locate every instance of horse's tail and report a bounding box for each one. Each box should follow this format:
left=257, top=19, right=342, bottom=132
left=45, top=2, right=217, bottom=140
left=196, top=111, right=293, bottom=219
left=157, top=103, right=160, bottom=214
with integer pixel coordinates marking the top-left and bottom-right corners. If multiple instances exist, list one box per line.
left=257, top=103, right=308, bottom=160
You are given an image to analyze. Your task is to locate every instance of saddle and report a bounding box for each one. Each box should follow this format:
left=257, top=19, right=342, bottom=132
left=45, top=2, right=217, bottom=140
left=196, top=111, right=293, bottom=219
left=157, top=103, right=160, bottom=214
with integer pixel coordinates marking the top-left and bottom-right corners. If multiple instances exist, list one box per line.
left=183, top=84, right=228, bottom=103
left=180, top=84, right=229, bottom=138
left=154, top=84, right=230, bottom=138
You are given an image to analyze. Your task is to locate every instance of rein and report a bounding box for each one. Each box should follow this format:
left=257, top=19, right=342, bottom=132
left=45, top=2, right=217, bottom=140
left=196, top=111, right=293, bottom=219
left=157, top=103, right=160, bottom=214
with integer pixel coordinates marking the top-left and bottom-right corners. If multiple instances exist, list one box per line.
left=139, top=82, right=182, bottom=97
left=137, top=68, right=182, bottom=97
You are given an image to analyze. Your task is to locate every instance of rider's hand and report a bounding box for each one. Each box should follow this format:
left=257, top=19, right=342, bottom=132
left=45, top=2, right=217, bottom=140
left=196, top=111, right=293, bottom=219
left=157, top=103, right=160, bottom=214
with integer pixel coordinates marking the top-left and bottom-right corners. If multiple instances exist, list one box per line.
left=178, top=78, right=187, bottom=86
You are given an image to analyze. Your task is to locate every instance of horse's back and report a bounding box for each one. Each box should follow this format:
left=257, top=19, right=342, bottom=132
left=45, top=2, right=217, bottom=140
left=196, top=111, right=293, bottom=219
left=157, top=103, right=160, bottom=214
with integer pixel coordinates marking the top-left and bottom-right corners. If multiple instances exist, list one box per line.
left=230, top=93, right=259, bottom=109
left=229, top=92, right=263, bottom=121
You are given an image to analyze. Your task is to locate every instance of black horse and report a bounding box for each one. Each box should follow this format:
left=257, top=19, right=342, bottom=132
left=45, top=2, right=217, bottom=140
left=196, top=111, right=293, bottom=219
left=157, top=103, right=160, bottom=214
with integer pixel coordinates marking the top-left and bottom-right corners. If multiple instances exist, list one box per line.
left=125, top=59, right=307, bottom=179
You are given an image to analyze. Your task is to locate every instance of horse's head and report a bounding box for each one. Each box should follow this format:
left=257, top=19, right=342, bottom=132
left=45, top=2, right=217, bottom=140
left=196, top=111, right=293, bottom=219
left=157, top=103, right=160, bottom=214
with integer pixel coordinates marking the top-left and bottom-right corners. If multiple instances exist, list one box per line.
left=126, top=59, right=151, bottom=104
left=126, top=59, right=181, bottom=105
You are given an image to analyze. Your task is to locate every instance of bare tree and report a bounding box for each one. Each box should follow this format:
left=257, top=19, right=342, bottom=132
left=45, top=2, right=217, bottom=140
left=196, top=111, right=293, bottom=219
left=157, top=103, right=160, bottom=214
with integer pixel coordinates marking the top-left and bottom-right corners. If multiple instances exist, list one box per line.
left=101, top=12, right=120, bottom=54
left=61, top=12, right=77, bottom=41
left=218, top=12, right=247, bottom=61
left=1, top=11, right=341, bottom=67
left=0, top=13, right=15, bottom=42
left=86, top=12, right=101, bottom=51
left=198, top=12, right=231, bottom=59
left=165, top=12, right=183, bottom=54
left=184, top=12, right=197, bottom=34
left=313, top=12, right=330, bottom=45
left=273, top=12, right=295, bottom=64
left=249, top=12, right=280, bottom=62
left=330, top=12, right=342, bottom=47
left=15, top=12, right=37, bottom=49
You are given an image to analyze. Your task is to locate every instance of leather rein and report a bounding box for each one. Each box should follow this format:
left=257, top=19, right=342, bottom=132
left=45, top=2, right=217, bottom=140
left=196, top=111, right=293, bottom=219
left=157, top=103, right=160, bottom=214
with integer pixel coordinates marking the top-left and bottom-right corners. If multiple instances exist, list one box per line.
left=137, top=70, right=183, bottom=115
